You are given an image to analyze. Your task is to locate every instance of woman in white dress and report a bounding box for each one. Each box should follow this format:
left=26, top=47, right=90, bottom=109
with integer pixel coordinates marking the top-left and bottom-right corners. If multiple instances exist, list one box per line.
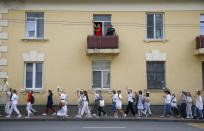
left=137, top=90, right=144, bottom=118
left=76, top=89, right=84, bottom=117
left=193, top=91, right=203, bottom=119
left=80, top=90, right=91, bottom=118
left=57, top=91, right=68, bottom=117
left=115, top=90, right=126, bottom=118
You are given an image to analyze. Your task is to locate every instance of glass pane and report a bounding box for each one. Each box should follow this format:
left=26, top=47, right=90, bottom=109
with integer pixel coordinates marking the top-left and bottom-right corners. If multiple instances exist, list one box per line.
left=104, top=22, right=111, bottom=36
left=37, top=19, right=44, bottom=38
left=26, top=63, right=33, bottom=88
left=26, top=20, right=36, bottom=38
left=27, top=12, right=44, bottom=18
left=93, top=15, right=111, bottom=22
left=103, top=71, right=110, bottom=88
left=201, top=23, right=204, bottom=35
left=201, top=15, right=204, bottom=21
left=93, top=71, right=101, bottom=88
left=147, top=14, right=154, bottom=39
left=35, top=63, right=43, bottom=88
left=155, top=14, right=164, bottom=39
left=93, top=61, right=110, bottom=71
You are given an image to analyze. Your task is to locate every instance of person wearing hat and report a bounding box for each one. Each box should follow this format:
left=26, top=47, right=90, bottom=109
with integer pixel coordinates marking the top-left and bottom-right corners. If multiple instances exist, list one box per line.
left=193, top=90, right=203, bottom=119
left=106, top=25, right=115, bottom=36
left=125, top=88, right=135, bottom=117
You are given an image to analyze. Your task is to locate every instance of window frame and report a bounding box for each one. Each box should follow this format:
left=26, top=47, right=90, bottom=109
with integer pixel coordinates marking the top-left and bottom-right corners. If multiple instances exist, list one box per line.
left=93, top=14, right=112, bottom=36
left=25, top=12, right=44, bottom=39
left=201, top=14, right=204, bottom=35
left=146, top=61, right=166, bottom=90
left=146, top=13, right=165, bottom=40
left=24, top=62, right=43, bottom=90
left=92, top=61, right=110, bottom=89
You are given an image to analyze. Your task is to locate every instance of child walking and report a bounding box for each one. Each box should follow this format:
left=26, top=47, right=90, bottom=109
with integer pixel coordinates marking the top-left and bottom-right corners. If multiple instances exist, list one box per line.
left=143, top=92, right=152, bottom=117
left=98, top=91, right=107, bottom=117
left=6, top=89, right=22, bottom=118
left=76, top=89, right=84, bottom=117
left=160, top=90, right=173, bottom=118
left=42, top=90, right=56, bottom=116
left=115, top=90, right=126, bottom=118
left=80, top=90, right=91, bottom=118
left=25, top=90, right=32, bottom=118
left=112, top=90, right=117, bottom=117
left=137, top=90, right=144, bottom=118
left=125, top=88, right=135, bottom=117
left=193, top=90, right=203, bottom=119
left=186, top=92, right=193, bottom=119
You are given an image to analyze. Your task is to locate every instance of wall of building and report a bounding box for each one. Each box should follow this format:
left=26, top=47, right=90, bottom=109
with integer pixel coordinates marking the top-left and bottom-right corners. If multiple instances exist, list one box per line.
left=0, top=9, right=202, bottom=106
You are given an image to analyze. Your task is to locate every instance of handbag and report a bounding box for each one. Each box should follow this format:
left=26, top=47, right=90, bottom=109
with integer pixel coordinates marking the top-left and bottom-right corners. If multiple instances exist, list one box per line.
left=99, top=100, right=105, bottom=107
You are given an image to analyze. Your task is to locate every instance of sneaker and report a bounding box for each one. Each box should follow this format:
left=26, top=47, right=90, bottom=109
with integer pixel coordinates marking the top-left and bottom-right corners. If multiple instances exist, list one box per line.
left=124, top=114, right=126, bottom=118
left=25, top=116, right=30, bottom=118
left=186, top=116, right=190, bottom=119
left=76, top=115, right=81, bottom=118
left=17, top=115, right=22, bottom=118
left=52, top=113, right=56, bottom=116
left=6, top=115, right=10, bottom=118
left=65, top=114, right=68, bottom=117
left=42, top=113, right=47, bottom=116
left=160, top=115, right=165, bottom=118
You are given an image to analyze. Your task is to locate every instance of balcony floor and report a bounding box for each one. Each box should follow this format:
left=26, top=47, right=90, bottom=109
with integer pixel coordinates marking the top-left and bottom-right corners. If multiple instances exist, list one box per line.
left=86, top=49, right=120, bottom=55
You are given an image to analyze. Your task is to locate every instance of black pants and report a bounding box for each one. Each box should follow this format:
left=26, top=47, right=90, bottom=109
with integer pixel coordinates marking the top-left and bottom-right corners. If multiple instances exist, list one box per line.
left=99, top=106, right=106, bottom=116
left=180, top=103, right=187, bottom=118
left=125, top=101, right=135, bottom=116
left=172, top=107, right=179, bottom=116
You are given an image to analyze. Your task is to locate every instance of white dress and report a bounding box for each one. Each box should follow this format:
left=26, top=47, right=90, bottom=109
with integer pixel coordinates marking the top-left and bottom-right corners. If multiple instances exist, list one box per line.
left=196, top=95, right=203, bottom=110
left=116, top=94, right=122, bottom=109
left=57, top=93, right=68, bottom=116
left=137, top=95, right=144, bottom=110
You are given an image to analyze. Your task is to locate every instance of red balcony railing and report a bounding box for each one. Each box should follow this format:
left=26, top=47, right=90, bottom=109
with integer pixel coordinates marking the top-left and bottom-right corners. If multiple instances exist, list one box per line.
left=196, top=35, right=204, bottom=49
left=87, top=35, right=119, bottom=49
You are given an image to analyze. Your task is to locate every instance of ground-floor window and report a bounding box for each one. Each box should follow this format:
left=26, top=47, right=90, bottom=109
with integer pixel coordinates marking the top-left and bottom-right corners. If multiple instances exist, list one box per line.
left=146, top=61, right=165, bottom=89
left=92, top=61, right=110, bottom=89
left=25, top=63, right=43, bottom=89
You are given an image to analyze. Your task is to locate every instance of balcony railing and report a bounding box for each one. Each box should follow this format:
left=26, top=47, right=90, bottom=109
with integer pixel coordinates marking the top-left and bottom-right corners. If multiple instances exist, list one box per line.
left=196, top=35, right=204, bottom=49
left=87, top=35, right=118, bottom=49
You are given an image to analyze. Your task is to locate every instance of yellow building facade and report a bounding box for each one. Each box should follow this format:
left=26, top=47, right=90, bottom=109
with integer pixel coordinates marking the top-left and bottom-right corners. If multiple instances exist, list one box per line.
left=0, top=0, right=204, bottom=105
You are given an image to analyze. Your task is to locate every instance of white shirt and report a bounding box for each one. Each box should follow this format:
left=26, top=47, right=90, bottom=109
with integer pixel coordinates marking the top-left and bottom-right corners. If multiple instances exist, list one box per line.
left=11, top=93, right=18, bottom=105
left=196, top=95, right=203, bottom=110
left=116, top=94, right=122, bottom=106
left=145, top=97, right=150, bottom=104
left=128, top=93, right=133, bottom=102
left=112, top=94, right=117, bottom=103
left=4, top=91, right=11, bottom=101
left=186, top=96, right=192, bottom=103
left=165, top=94, right=171, bottom=104
left=95, top=93, right=99, bottom=100
left=171, top=96, right=177, bottom=104
left=60, top=93, right=67, bottom=103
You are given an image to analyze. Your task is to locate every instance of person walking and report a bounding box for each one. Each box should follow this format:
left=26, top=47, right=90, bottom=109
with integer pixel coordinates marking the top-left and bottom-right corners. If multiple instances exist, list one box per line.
left=80, top=90, right=92, bottom=118
left=171, top=94, right=179, bottom=117
left=25, top=90, right=32, bottom=118
left=42, top=90, right=56, bottom=116
left=4, top=88, right=12, bottom=115
left=112, top=90, right=117, bottom=117
left=76, top=89, right=84, bottom=117
left=6, top=89, right=22, bottom=118
left=186, top=92, right=193, bottom=119
left=143, top=92, right=152, bottom=117
left=137, top=90, right=144, bottom=118
left=193, top=90, right=203, bottom=119
left=180, top=91, right=187, bottom=119
left=134, top=91, right=139, bottom=117
left=57, top=90, right=68, bottom=117
left=30, top=90, right=37, bottom=113
left=125, top=88, right=135, bottom=117
left=98, top=90, right=107, bottom=117
left=115, top=90, right=126, bottom=118
left=160, top=90, right=173, bottom=118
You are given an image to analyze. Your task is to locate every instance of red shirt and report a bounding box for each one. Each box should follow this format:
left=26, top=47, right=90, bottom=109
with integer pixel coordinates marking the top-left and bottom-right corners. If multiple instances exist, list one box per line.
left=27, top=93, right=32, bottom=102
left=95, top=27, right=102, bottom=36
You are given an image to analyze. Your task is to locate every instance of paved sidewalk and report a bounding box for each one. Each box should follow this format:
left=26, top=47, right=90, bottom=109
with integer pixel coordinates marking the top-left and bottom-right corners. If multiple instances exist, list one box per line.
left=0, top=115, right=203, bottom=122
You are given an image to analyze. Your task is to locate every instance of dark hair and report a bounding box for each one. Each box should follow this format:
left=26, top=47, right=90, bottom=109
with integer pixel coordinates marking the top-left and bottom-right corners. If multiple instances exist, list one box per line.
left=13, top=89, right=17, bottom=94
left=84, top=90, right=89, bottom=102
left=146, top=93, right=149, bottom=97
left=31, top=90, right=33, bottom=94
left=165, top=90, right=170, bottom=94
left=139, top=90, right=142, bottom=95
left=197, top=91, right=201, bottom=95
left=112, top=90, right=116, bottom=94
left=48, top=90, right=53, bottom=95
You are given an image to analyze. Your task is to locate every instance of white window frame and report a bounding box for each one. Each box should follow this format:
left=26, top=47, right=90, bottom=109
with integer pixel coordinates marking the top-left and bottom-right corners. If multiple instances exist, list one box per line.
left=201, top=14, right=204, bottom=35
left=146, top=13, right=164, bottom=40
left=24, top=63, right=43, bottom=90
left=92, top=61, right=110, bottom=89
left=93, top=15, right=112, bottom=36
left=25, top=13, right=44, bottom=39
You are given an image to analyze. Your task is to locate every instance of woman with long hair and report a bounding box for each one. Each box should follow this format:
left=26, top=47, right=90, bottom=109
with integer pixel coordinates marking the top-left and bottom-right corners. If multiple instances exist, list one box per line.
left=42, top=90, right=56, bottom=116
left=80, top=90, right=91, bottom=118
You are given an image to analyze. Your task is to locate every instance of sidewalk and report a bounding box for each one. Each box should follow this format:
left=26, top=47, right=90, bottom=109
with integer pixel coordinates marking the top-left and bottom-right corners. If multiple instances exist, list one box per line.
left=0, top=115, right=203, bottom=123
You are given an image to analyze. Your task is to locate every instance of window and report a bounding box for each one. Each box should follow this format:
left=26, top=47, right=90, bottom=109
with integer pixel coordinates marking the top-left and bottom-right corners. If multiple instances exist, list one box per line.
left=146, top=62, right=165, bottom=89
left=202, top=62, right=204, bottom=90
left=92, top=61, right=110, bottom=89
left=146, top=13, right=164, bottom=40
left=93, top=15, right=111, bottom=35
left=201, top=15, right=204, bottom=35
left=26, top=12, right=44, bottom=38
left=25, top=63, right=43, bottom=89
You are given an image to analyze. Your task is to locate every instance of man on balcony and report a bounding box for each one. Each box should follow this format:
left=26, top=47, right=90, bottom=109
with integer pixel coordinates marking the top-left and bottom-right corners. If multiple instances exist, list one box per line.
left=106, top=25, right=115, bottom=36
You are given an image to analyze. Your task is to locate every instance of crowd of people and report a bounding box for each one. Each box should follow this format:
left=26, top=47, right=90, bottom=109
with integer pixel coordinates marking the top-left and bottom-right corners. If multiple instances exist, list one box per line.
left=0, top=87, right=203, bottom=120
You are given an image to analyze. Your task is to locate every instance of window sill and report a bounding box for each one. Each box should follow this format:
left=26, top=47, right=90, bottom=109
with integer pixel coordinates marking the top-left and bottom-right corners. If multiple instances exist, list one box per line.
left=144, top=39, right=168, bottom=43
left=92, top=88, right=113, bottom=93
left=145, top=88, right=167, bottom=92
left=21, top=88, right=44, bottom=94
left=22, top=38, right=48, bottom=42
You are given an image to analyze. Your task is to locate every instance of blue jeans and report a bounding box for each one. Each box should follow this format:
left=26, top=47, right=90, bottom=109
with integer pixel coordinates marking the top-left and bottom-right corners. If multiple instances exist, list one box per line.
left=194, top=107, right=203, bottom=118
left=162, top=103, right=173, bottom=116
left=180, top=103, right=187, bottom=118
left=112, top=102, right=116, bottom=113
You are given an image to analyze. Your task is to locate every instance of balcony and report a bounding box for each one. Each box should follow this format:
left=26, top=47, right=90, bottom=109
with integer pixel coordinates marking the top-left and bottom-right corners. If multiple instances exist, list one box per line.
left=194, top=35, right=204, bottom=55
left=87, top=35, right=120, bottom=55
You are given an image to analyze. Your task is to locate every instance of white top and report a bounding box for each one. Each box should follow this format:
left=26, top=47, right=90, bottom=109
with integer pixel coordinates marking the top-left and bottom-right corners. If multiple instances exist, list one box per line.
left=112, top=94, right=117, bottom=103
left=128, top=93, right=133, bottom=102
left=11, top=93, right=18, bottom=105
left=165, top=94, right=171, bottom=104
left=116, top=94, right=122, bottom=106
left=171, top=96, right=177, bottom=103
left=95, top=93, right=99, bottom=100
left=196, top=95, right=203, bottom=110
left=4, top=91, right=11, bottom=101
left=144, top=97, right=150, bottom=104
left=81, top=95, right=87, bottom=102
left=137, top=95, right=144, bottom=110
left=186, top=96, right=192, bottom=103
left=60, top=93, right=67, bottom=103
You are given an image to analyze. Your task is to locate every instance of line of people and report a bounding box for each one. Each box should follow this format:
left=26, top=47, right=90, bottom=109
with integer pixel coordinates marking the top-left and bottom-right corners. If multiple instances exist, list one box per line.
left=0, top=88, right=203, bottom=119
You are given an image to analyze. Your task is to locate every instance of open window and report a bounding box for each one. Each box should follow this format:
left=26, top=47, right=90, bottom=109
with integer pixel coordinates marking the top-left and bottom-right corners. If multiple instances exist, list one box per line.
left=93, top=15, right=111, bottom=36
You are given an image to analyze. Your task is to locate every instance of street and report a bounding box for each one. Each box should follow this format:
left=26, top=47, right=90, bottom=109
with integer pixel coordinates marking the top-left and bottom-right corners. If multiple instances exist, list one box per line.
left=0, top=121, right=203, bottom=131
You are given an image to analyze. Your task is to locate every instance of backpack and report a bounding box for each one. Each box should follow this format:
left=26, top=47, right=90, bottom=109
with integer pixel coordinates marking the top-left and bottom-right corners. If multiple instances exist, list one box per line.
left=31, top=95, right=35, bottom=104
